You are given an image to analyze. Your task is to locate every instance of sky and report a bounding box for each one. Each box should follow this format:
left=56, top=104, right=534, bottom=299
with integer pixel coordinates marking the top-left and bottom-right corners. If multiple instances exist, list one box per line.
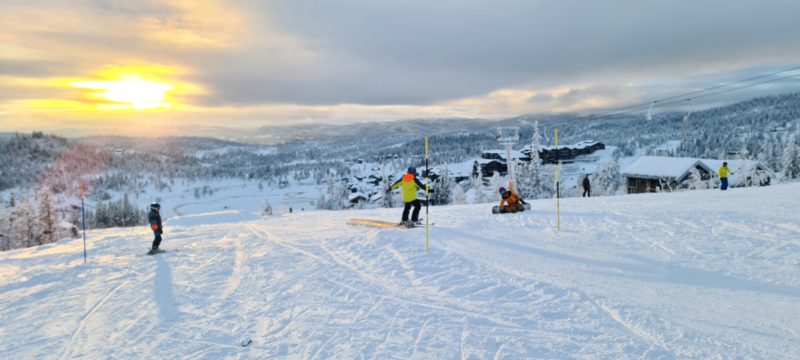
left=1, top=0, right=800, bottom=137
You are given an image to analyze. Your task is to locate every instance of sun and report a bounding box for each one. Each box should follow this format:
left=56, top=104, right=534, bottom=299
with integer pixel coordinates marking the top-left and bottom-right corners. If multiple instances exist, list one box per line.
left=70, top=75, right=174, bottom=110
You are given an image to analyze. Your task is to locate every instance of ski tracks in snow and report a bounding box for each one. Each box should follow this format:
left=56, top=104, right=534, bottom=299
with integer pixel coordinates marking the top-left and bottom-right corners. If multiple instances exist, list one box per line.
left=59, top=280, right=130, bottom=360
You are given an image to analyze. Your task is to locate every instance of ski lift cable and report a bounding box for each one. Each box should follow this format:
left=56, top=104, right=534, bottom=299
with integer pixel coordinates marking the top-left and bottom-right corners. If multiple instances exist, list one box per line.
left=593, top=65, right=800, bottom=116
left=646, top=72, right=800, bottom=109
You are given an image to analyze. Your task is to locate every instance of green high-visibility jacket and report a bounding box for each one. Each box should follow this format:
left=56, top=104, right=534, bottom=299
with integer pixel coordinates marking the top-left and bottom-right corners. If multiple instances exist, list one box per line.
left=390, top=173, right=426, bottom=203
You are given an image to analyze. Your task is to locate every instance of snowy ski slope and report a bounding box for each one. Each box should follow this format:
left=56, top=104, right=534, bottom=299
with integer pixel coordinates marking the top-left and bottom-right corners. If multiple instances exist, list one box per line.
left=1, top=183, right=799, bottom=359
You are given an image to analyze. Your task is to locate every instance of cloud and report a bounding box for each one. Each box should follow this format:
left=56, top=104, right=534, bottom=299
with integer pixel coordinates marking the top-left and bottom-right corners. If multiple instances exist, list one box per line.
left=216, top=0, right=800, bottom=106
left=2, top=0, right=800, bottom=135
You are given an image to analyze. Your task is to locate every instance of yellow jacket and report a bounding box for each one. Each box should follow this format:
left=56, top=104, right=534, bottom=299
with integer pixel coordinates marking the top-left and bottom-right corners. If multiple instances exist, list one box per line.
left=718, top=166, right=731, bottom=178
left=390, top=173, right=425, bottom=203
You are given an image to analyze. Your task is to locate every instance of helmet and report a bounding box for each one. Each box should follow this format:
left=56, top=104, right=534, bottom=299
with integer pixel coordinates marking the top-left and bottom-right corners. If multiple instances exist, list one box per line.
left=408, top=167, right=417, bottom=174
left=150, top=202, right=161, bottom=211
left=498, top=187, right=507, bottom=194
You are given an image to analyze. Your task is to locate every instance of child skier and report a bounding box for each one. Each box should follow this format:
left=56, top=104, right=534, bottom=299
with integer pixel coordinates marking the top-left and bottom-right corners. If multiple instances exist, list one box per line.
left=388, top=167, right=430, bottom=226
left=148, top=203, right=164, bottom=254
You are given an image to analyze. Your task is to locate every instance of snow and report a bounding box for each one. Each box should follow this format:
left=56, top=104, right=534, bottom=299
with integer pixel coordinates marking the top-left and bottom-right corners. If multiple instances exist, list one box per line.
left=2, top=183, right=800, bottom=358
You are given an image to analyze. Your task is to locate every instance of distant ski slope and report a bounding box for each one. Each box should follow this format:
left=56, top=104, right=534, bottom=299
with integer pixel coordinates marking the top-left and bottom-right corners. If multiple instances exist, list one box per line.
left=1, top=183, right=799, bottom=358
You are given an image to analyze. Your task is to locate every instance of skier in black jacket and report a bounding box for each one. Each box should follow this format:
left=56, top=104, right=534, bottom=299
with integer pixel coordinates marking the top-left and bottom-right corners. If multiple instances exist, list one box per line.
left=582, top=175, right=591, bottom=198
left=148, top=203, right=163, bottom=254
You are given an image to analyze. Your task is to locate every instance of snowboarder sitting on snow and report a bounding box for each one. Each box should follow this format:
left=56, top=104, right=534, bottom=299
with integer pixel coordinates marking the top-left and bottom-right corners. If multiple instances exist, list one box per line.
left=718, top=162, right=733, bottom=191
left=388, top=167, right=431, bottom=225
left=498, top=183, right=525, bottom=213
left=148, top=203, right=163, bottom=254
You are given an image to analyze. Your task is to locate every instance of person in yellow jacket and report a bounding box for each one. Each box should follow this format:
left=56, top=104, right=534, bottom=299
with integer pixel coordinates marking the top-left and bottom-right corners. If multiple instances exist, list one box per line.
left=388, top=167, right=431, bottom=225
left=718, top=162, right=734, bottom=191
left=498, top=182, right=525, bottom=213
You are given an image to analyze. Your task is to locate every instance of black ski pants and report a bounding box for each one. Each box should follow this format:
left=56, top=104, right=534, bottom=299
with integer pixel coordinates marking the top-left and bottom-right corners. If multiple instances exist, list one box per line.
left=402, top=200, right=422, bottom=222
left=583, top=188, right=590, bottom=197
left=152, top=233, right=162, bottom=250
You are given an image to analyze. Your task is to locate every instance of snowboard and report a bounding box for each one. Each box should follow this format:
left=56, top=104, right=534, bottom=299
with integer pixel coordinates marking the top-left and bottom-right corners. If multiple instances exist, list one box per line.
left=492, top=203, right=532, bottom=214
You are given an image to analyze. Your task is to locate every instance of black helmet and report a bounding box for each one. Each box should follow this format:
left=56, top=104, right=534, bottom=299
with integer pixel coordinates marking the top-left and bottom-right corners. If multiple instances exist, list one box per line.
left=150, top=203, right=161, bottom=211
left=408, top=167, right=417, bottom=174
left=498, top=187, right=507, bottom=194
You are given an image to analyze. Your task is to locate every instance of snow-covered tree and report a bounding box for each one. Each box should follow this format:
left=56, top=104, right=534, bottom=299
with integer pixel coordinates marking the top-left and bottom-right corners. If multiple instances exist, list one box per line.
left=380, top=172, right=396, bottom=209
left=262, top=199, right=273, bottom=216
left=592, top=160, right=623, bottom=195
left=470, top=174, right=488, bottom=204
left=685, top=168, right=708, bottom=190
left=489, top=171, right=507, bottom=201
left=781, top=132, right=800, bottom=181
left=517, top=121, right=548, bottom=199
left=451, top=182, right=466, bottom=205
left=430, top=166, right=452, bottom=205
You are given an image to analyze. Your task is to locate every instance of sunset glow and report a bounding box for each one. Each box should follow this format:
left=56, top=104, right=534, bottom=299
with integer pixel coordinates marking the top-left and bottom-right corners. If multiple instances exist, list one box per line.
left=70, top=75, right=174, bottom=110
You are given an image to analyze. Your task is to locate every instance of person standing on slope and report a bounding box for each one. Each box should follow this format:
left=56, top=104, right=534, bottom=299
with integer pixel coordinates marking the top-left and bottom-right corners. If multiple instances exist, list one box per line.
left=582, top=175, right=591, bottom=197
left=498, top=182, right=525, bottom=213
left=148, top=203, right=164, bottom=254
left=718, top=162, right=734, bottom=191
left=388, top=167, right=430, bottom=225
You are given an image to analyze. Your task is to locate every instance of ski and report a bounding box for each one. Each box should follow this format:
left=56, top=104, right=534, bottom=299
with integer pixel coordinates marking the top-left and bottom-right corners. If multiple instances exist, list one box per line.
left=399, top=220, right=434, bottom=228
left=135, top=248, right=173, bottom=257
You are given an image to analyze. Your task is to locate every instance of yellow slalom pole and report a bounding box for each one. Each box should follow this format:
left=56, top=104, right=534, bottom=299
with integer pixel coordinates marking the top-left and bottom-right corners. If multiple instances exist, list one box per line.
left=425, top=136, right=430, bottom=254
left=555, top=128, right=560, bottom=232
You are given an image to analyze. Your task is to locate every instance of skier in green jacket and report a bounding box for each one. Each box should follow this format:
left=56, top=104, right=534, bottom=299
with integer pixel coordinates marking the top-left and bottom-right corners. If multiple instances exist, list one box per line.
left=388, top=167, right=430, bottom=225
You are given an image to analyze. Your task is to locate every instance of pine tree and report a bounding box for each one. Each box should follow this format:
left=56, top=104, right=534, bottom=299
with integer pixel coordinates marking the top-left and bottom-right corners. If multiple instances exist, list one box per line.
left=38, top=190, right=58, bottom=245
left=781, top=132, right=800, bottom=181
left=15, top=195, right=37, bottom=248
left=0, top=201, right=9, bottom=251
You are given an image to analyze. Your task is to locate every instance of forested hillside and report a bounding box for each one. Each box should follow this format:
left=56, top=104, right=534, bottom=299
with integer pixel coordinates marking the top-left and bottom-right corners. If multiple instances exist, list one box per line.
left=1, top=93, right=799, bottom=251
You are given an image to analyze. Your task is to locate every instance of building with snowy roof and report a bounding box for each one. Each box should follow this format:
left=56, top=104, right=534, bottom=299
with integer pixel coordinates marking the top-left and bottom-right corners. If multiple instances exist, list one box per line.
left=623, top=156, right=773, bottom=194
left=475, top=141, right=605, bottom=178
left=623, top=156, right=712, bottom=193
